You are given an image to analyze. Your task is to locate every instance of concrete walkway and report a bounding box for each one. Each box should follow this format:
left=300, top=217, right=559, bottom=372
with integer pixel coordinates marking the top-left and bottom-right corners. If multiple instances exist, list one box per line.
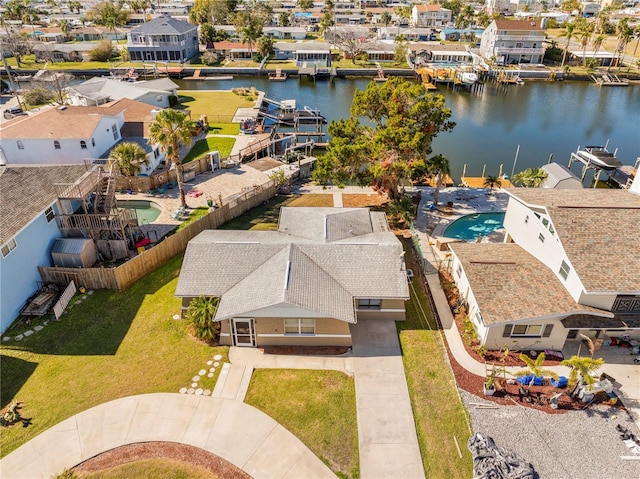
left=350, top=319, right=425, bottom=479
left=0, top=393, right=335, bottom=479
left=230, top=346, right=353, bottom=374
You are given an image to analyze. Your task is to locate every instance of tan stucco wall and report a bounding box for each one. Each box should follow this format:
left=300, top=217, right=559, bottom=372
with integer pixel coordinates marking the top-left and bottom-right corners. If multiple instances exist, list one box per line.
left=356, top=298, right=406, bottom=322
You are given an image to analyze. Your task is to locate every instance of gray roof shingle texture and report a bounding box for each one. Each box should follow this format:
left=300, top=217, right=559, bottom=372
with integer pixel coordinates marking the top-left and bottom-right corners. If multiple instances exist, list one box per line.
left=508, top=189, right=640, bottom=293
left=449, top=242, right=608, bottom=326
left=0, top=165, right=89, bottom=245
left=129, top=15, right=197, bottom=35
left=176, top=208, right=409, bottom=323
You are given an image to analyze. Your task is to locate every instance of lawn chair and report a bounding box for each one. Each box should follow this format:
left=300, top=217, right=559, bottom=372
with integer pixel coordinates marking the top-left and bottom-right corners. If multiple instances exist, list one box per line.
left=171, top=206, right=185, bottom=220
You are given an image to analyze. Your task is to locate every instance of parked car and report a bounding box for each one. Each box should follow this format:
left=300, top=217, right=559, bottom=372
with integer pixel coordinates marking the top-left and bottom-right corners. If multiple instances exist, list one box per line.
left=3, top=107, right=26, bottom=119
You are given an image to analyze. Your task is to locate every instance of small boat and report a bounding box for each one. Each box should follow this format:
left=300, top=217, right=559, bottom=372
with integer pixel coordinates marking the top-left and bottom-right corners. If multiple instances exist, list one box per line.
left=575, top=146, right=623, bottom=169
left=460, top=72, right=478, bottom=85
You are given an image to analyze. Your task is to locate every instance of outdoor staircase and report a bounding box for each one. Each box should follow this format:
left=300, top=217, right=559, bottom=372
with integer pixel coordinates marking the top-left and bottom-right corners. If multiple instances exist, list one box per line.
left=94, top=176, right=117, bottom=214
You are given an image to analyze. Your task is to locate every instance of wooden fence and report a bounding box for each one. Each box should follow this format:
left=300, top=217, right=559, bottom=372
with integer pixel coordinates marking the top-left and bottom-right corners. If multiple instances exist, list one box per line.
left=39, top=180, right=277, bottom=291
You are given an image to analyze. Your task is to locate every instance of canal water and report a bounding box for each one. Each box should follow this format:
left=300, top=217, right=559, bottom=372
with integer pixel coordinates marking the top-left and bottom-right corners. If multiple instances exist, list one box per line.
left=176, top=77, right=640, bottom=183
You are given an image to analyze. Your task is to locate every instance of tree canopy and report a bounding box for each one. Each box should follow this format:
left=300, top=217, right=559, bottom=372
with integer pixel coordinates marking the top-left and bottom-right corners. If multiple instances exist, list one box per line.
left=108, top=142, right=149, bottom=176
left=313, top=78, right=455, bottom=199
left=86, top=0, right=129, bottom=31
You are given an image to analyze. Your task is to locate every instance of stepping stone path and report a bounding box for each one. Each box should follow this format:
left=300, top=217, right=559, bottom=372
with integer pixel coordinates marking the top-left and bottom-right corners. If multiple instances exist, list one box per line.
left=24, top=330, right=33, bottom=337
left=173, top=314, right=180, bottom=320
left=34, top=326, right=44, bottom=331
left=179, top=356, right=227, bottom=395
left=15, top=335, right=23, bottom=341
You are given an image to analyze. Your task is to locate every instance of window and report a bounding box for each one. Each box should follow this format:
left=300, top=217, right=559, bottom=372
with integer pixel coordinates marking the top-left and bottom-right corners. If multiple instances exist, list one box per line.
left=542, top=217, right=549, bottom=227
left=91, top=138, right=96, bottom=147
left=511, top=324, right=543, bottom=337
left=538, top=233, right=545, bottom=243
left=559, top=260, right=570, bottom=280
left=284, top=318, right=315, bottom=335
left=1, top=238, right=17, bottom=257
left=54, top=140, right=61, bottom=149
left=357, top=298, right=381, bottom=310
left=17, top=140, right=24, bottom=149
left=80, top=140, right=87, bottom=149
left=456, top=264, right=462, bottom=278
left=112, top=123, right=119, bottom=141
left=45, top=206, right=55, bottom=222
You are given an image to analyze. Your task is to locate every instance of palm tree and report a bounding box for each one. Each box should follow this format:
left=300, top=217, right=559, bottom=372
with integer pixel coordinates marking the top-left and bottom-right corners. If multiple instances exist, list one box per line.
left=516, top=352, right=559, bottom=389
left=483, top=175, right=502, bottom=192
left=108, top=141, right=149, bottom=176
left=381, top=10, right=392, bottom=29
left=426, top=154, right=450, bottom=206
left=512, top=167, right=548, bottom=187
left=58, top=18, right=70, bottom=40
left=148, top=109, right=193, bottom=208
left=592, top=33, right=607, bottom=66
left=559, top=22, right=577, bottom=68
left=629, top=27, right=640, bottom=72
left=184, top=296, right=220, bottom=342
left=560, top=355, right=604, bottom=390
left=610, top=17, right=633, bottom=72
left=578, top=22, right=594, bottom=67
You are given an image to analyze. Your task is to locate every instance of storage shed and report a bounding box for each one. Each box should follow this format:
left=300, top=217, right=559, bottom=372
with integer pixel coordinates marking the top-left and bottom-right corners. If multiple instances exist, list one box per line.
left=51, top=238, right=97, bottom=268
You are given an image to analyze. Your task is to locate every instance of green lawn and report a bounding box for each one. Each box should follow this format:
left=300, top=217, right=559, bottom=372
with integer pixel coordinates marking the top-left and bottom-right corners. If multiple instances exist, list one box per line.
left=177, top=207, right=211, bottom=231
left=179, top=90, right=253, bottom=123
left=245, top=369, right=359, bottom=478
left=208, top=123, right=240, bottom=135
left=0, top=256, right=228, bottom=458
left=77, top=459, right=215, bottom=479
left=399, top=238, right=474, bottom=478
left=183, top=137, right=236, bottom=163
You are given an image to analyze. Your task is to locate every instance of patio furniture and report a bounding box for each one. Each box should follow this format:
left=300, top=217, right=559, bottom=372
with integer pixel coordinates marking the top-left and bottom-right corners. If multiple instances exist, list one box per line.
left=187, top=189, right=203, bottom=198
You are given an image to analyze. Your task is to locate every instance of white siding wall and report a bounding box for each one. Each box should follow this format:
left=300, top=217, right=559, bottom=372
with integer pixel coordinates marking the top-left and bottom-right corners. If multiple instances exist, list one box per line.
left=503, top=197, right=584, bottom=302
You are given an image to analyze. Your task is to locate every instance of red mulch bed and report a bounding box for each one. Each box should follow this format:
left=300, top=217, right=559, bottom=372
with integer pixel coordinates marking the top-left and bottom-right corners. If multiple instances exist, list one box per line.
left=73, top=442, right=250, bottom=478
left=262, top=346, right=350, bottom=356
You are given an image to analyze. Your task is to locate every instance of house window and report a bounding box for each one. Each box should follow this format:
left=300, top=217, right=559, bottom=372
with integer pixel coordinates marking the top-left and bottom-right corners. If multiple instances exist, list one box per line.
left=45, top=206, right=55, bottom=222
left=559, top=260, right=570, bottom=280
left=1, top=238, right=17, bottom=257
left=17, top=140, right=24, bottom=149
left=357, top=298, right=382, bottom=310
left=80, top=140, right=87, bottom=149
left=567, top=329, right=578, bottom=339
left=91, top=138, right=96, bottom=147
left=156, top=95, right=163, bottom=103
left=456, top=264, right=462, bottom=277
left=511, top=324, right=543, bottom=337
left=538, top=233, right=545, bottom=243
left=284, top=318, right=315, bottom=335
left=112, top=123, right=119, bottom=141
left=54, top=140, right=61, bottom=149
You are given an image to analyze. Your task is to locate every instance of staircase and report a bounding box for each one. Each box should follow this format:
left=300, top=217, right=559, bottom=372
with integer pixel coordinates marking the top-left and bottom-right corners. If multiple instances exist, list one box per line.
left=94, top=176, right=117, bottom=214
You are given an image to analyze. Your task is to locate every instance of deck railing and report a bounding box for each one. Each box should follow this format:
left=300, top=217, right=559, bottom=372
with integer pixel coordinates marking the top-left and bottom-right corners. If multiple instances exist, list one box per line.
left=57, top=208, right=137, bottom=231
left=55, top=168, right=102, bottom=199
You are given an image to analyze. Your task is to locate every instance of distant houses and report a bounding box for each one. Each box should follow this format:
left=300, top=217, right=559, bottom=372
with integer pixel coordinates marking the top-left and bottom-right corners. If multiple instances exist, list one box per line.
left=126, top=14, right=199, bottom=62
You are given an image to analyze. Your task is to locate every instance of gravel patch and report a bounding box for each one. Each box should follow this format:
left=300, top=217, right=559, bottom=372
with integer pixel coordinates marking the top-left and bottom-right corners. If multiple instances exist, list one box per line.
left=462, top=391, right=640, bottom=479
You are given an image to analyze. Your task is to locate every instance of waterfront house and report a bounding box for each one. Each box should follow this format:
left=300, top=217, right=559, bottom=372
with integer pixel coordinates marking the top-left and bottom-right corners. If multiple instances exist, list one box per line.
left=32, top=42, right=98, bottom=62
left=411, top=4, right=452, bottom=28
left=71, top=26, right=128, bottom=42
left=410, top=43, right=473, bottom=64
left=176, top=208, right=410, bottom=347
left=126, top=14, right=198, bottom=62
left=263, top=26, right=307, bottom=40
left=0, top=164, right=89, bottom=333
left=362, top=42, right=397, bottom=62
left=66, top=77, right=175, bottom=107
left=479, top=19, right=545, bottom=65
left=449, top=189, right=640, bottom=350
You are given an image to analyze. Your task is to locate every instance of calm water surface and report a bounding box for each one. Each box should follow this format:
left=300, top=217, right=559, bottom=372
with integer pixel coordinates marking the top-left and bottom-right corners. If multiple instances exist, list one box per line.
left=177, top=77, right=640, bottom=182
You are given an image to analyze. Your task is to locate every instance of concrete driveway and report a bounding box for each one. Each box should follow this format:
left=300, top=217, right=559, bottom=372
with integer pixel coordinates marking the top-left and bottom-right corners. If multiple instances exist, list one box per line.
left=350, top=319, right=425, bottom=479
left=0, top=393, right=334, bottom=479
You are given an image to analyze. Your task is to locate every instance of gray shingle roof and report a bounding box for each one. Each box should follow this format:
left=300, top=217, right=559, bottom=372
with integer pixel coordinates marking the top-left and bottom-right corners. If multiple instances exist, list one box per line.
left=0, top=165, right=89, bottom=245
left=507, top=189, right=640, bottom=293
left=449, top=242, right=609, bottom=326
left=278, top=207, right=378, bottom=242
left=129, top=15, right=197, bottom=35
left=176, top=208, right=409, bottom=322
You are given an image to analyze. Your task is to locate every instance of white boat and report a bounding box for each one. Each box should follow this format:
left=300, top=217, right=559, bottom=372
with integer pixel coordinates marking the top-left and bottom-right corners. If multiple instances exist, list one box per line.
left=460, top=72, right=478, bottom=85
left=15, top=75, right=32, bottom=82
left=576, top=146, right=623, bottom=169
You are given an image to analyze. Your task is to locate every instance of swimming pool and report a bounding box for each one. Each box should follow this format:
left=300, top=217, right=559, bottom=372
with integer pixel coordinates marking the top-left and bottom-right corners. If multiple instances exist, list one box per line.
left=443, top=213, right=505, bottom=241
left=117, top=200, right=162, bottom=224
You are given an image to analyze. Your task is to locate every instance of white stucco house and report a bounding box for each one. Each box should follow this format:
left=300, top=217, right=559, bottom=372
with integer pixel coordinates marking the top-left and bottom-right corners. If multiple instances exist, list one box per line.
left=411, top=4, right=452, bottom=28
left=66, top=77, right=177, bottom=108
left=449, top=189, right=640, bottom=350
left=479, top=19, right=545, bottom=65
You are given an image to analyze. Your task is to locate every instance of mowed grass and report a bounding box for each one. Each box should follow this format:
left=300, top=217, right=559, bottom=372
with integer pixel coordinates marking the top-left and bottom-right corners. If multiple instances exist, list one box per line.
left=208, top=123, right=240, bottom=135
left=183, top=137, right=236, bottom=163
left=245, top=369, right=359, bottom=478
left=77, top=459, right=216, bottom=479
left=179, top=90, right=254, bottom=120
left=0, top=255, right=228, bottom=458
left=398, top=238, right=474, bottom=478
left=219, top=194, right=333, bottom=230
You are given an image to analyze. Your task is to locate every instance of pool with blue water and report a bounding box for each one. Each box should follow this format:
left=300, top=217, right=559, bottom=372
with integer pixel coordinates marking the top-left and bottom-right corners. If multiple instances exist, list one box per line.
left=443, top=213, right=505, bottom=241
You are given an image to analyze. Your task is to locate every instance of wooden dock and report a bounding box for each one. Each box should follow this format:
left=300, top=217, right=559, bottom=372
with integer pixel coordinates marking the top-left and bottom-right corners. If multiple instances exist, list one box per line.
left=592, top=73, right=629, bottom=86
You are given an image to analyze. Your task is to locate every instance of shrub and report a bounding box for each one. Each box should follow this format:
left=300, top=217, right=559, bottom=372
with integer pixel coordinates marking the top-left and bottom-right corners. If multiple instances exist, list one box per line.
left=184, top=296, right=220, bottom=343
left=88, top=40, right=115, bottom=62
left=23, top=87, right=54, bottom=106
left=201, top=50, right=219, bottom=66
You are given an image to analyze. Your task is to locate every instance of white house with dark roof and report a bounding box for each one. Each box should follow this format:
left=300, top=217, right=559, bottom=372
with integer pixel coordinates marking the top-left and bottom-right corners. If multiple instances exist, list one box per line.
left=479, top=19, right=545, bottom=65
left=66, top=77, right=176, bottom=107
left=126, top=14, right=199, bottom=62
left=0, top=164, right=89, bottom=333
left=449, top=189, right=640, bottom=350
left=176, top=208, right=410, bottom=347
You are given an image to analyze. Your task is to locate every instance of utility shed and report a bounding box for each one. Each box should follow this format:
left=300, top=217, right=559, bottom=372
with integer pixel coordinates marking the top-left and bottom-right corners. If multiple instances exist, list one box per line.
left=51, top=238, right=97, bottom=268
left=542, top=163, right=583, bottom=189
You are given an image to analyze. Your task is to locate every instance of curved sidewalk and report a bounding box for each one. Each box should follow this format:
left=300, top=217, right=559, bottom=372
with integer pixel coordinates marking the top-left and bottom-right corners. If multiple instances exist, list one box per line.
left=0, top=393, right=334, bottom=479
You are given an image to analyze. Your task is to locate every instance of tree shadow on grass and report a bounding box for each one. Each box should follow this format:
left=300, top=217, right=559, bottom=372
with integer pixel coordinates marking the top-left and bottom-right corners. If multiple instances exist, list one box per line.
left=1, top=255, right=184, bottom=357
left=0, top=355, right=38, bottom=409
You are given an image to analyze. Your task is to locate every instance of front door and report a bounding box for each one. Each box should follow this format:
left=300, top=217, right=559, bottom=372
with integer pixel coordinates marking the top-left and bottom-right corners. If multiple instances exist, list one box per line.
left=232, top=318, right=256, bottom=347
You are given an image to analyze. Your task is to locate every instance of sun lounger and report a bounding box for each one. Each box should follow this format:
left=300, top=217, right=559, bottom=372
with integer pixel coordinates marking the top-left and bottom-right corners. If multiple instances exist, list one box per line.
left=171, top=206, right=185, bottom=219
left=187, top=189, right=203, bottom=198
